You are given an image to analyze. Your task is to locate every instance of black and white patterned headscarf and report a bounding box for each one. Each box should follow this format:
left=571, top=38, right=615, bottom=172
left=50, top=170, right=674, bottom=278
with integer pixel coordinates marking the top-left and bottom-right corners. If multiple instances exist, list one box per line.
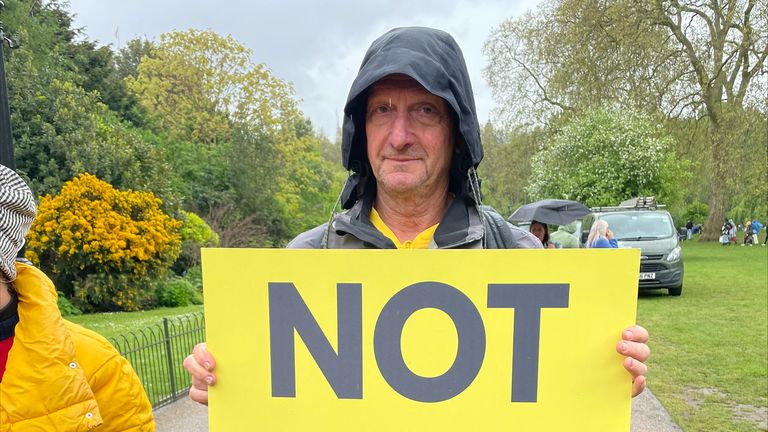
left=0, top=165, right=36, bottom=282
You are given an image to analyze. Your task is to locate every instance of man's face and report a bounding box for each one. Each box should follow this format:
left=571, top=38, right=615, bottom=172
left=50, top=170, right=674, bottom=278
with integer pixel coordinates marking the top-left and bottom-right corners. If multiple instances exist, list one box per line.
left=365, top=76, right=453, bottom=197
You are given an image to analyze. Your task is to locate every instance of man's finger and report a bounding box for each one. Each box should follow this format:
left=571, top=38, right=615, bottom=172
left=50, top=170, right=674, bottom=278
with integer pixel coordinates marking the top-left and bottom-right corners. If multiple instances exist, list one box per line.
left=631, top=375, right=647, bottom=397
left=623, top=356, right=648, bottom=379
left=183, top=354, right=217, bottom=386
left=188, top=385, right=209, bottom=405
left=622, top=325, right=649, bottom=343
left=192, top=342, right=216, bottom=372
left=617, top=339, right=651, bottom=362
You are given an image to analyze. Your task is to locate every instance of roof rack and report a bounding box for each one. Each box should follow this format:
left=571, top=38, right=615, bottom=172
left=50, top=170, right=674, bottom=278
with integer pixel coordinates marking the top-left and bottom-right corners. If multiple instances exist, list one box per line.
left=590, top=196, right=666, bottom=212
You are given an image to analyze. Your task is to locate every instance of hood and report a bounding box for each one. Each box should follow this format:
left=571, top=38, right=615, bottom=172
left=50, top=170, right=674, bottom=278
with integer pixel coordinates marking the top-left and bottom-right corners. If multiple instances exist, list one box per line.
left=340, top=27, right=483, bottom=208
left=558, top=222, right=578, bottom=234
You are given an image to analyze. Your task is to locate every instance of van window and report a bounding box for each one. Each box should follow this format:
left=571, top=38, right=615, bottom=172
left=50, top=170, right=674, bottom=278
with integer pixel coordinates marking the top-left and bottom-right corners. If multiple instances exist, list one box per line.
left=601, top=213, right=674, bottom=240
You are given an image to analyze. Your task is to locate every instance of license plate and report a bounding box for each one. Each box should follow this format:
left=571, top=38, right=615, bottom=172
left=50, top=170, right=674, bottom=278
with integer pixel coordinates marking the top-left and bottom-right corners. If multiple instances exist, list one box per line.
left=639, top=272, right=656, bottom=280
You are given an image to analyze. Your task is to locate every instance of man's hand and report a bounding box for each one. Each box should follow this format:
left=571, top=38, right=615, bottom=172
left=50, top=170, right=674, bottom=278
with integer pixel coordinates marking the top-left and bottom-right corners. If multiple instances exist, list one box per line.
left=183, top=342, right=217, bottom=405
left=617, top=325, right=650, bottom=397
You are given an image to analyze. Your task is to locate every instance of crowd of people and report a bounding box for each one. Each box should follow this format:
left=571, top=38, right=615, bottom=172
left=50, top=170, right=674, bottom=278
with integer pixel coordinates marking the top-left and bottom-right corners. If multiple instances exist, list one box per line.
left=720, top=218, right=766, bottom=246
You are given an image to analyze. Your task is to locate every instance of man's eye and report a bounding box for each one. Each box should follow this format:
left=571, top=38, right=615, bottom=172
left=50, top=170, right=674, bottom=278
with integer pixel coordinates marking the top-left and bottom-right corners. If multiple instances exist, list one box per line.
left=373, top=105, right=390, bottom=114
left=419, top=105, right=435, bottom=115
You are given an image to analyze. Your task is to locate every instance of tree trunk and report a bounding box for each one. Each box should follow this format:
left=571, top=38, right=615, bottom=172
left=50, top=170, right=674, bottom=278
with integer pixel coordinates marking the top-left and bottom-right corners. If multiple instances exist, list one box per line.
left=701, top=120, right=729, bottom=241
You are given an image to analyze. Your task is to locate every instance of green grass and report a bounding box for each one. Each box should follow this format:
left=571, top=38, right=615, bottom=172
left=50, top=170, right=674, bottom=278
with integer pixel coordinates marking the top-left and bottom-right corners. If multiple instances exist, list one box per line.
left=68, top=305, right=203, bottom=339
left=638, top=238, right=768, bottom=431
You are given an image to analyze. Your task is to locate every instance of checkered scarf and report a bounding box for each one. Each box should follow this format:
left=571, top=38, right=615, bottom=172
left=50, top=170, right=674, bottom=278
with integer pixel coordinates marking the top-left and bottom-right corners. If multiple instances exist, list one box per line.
left=0, top=165, right=36, bottom=282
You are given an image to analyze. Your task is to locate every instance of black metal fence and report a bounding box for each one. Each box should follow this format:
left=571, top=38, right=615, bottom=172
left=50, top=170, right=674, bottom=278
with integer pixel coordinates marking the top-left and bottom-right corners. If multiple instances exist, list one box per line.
left=109, top=312, right=205, bottom=409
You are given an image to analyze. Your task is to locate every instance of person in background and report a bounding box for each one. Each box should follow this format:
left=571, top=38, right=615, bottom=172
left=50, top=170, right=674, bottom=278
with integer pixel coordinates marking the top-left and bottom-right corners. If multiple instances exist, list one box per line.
left=721, top=219, right=733, bottom=246
left=729, top=219, right=737, bottom=244
left=685, top=219, right=693, bottom=240
left=0, top=165, right=154, bottom=431
left=750, top=219, right=763, bottom=247
left=743, top=219, right=753, bottom=245
left=586, top=220, right=619, bottom=248
left=529, top=220, right=557, bottom=248
left=549, top=222, right=580, bottom=248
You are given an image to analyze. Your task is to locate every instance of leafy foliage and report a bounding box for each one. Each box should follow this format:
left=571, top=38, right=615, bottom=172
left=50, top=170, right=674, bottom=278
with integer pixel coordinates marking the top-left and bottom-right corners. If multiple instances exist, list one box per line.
left=56, top=291, right=82, bottom=316
left=527, top=109, right=689, bottom=207
left=484, top=0, right=767, bottom=240
left=155, top=277, right=203, bottom=308
left=172, top=211, right=220, bottom=274
left=26, top=174, right=182, bottom=311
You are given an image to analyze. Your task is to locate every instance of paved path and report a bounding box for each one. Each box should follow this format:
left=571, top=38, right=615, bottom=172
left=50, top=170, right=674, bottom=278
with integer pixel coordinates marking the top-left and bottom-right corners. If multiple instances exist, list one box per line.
left=154, top=387, right=681, bottom=431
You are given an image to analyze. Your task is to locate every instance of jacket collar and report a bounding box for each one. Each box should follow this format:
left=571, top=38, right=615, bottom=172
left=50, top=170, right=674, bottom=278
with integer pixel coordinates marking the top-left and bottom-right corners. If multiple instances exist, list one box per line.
left=331, top=195, right=484, bottom=249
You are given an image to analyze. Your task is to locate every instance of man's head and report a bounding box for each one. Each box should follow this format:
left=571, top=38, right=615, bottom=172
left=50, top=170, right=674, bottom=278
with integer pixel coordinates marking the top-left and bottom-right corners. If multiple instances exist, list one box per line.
left=339, top=27, right=482, bottom=208
left=365, top=75, right=454, bottom=200
left=0, top=165, right=36, bottom=282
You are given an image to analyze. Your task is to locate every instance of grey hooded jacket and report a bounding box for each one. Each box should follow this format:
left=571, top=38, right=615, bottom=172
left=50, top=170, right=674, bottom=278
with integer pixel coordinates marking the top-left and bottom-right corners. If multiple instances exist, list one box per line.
left=288, top=27, right=540, bottom=250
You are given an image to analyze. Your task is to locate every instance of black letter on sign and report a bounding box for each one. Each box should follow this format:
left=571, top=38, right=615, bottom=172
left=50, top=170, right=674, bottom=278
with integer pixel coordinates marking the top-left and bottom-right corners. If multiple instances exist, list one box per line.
left=487, top=283, right=569, bottom=403
left=268, top=282, right=362, bottom=399
left=374, top=281, right=486, bottom=403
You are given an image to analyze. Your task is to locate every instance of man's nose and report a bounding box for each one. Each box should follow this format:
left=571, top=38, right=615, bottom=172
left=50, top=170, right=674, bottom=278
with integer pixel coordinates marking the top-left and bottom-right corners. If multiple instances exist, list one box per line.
left=389, top=110, right=414, bottom=149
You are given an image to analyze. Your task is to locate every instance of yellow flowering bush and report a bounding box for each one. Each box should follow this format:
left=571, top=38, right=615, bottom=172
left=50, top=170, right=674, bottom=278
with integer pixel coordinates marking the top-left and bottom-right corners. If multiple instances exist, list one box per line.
left=27, top=173, right=182, bottom=311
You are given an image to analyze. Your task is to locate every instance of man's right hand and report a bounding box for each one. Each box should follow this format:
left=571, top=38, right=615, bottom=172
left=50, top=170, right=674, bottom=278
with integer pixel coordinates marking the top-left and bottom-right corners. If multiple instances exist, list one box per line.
left=183, top=342, right=217, bottom=405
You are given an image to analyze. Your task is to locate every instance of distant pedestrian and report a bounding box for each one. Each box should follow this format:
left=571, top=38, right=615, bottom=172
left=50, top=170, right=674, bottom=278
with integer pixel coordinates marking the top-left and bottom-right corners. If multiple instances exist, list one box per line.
left=586, top=220, right=618, bottom=248
left=729, top=219, right=737, bottom=244
left=744, top=219, right=754, bottom=245
left=529, top=220, right=557, bottom=248
left=550, top=222, right=580, bottom=248
left=685, top=220, right=693, bottom=240
left=751, top=219, right=763, bottom=247
left=721, top=219, right=732, bottom=246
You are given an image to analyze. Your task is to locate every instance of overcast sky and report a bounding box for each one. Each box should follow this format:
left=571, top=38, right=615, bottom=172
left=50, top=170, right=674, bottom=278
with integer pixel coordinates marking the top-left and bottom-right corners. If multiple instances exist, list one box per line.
left=67, top=0, right=541, bottom=138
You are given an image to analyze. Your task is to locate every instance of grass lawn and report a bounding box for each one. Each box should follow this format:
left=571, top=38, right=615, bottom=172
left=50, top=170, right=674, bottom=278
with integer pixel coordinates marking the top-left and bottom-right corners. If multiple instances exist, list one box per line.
left=68, top=305, right=204, bottom=339
left=638, top=238, right=767, bottom=431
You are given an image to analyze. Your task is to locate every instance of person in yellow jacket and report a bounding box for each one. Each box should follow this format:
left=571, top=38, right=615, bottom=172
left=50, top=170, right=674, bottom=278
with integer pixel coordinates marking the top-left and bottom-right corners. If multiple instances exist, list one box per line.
left=0, top=165, right=155, bottom=431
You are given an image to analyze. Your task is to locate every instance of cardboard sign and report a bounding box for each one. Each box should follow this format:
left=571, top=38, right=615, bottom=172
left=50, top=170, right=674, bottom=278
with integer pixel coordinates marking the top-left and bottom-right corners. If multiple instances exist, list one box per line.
left=202, top=249, right=639, bottom=431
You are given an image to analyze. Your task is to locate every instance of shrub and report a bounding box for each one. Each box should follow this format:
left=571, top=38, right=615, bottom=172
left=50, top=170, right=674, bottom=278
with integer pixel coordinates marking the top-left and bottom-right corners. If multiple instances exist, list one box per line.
left=172, top=211, right=219, bottom=275
left=155, top=277, right=202, bottom=307
left=26, top=173, right=182, bottom=311
left=57, top=292, right=82, bottom=316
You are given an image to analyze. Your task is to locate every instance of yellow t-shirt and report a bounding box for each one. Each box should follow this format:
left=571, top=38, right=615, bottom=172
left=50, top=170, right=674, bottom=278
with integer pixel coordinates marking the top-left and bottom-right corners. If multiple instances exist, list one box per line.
left=370, top=208, right=439, bottom=249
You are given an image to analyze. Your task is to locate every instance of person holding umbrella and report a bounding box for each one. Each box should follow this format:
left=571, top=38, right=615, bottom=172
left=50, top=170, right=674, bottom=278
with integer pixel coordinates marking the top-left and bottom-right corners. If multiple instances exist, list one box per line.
left=508, top=199, right=590, bottom=248
left=529, top=220, right=556, bottom=248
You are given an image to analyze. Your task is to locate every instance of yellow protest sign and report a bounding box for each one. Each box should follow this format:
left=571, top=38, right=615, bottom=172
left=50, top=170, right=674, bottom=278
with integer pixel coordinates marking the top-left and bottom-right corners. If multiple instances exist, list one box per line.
left=202, top=249, right=639, bottom=431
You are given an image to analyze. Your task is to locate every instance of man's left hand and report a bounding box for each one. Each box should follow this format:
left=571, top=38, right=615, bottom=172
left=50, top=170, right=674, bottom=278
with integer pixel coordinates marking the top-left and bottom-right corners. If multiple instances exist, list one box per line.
left=617, top=325, right=650, bottom=397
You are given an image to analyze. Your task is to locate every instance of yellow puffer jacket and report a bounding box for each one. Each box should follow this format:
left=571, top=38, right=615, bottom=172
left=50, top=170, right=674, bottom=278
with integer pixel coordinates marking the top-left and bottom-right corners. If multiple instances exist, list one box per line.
left=0, top=263, right=155, bottom=431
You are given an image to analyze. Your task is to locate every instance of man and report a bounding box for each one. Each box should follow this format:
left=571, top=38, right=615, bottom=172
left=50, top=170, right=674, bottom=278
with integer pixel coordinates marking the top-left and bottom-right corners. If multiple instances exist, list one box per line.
left=0, top=165, right=155, bottom=431
left=549, top=222, right=581, bottom=248
left=686, top=219, right=693, bottom=240
left=184, top=26, right=649, bottom=404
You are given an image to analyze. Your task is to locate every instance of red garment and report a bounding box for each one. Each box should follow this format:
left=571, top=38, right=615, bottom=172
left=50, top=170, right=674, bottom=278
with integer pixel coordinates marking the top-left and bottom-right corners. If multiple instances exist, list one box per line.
left=0, top=336, right=13, bottom=381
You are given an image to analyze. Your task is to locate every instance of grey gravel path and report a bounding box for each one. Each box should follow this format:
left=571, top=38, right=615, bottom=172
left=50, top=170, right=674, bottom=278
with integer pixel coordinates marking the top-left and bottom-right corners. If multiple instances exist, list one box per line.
left=154, top=386, right=681, bottom=431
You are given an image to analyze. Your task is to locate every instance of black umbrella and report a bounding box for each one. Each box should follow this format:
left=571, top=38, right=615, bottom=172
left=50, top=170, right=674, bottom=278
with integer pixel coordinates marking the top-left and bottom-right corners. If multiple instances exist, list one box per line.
left=508, top=199, right=590, bottom=225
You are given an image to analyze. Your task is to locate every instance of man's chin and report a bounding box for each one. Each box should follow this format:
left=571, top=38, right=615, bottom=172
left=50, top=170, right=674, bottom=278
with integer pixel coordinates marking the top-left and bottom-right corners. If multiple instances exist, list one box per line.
left=377, top=175, right=426, bottom=196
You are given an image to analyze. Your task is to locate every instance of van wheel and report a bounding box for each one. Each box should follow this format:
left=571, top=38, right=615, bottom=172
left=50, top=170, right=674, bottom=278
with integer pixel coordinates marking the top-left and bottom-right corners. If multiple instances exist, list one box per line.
left=668, top=285, right=683, bottom=296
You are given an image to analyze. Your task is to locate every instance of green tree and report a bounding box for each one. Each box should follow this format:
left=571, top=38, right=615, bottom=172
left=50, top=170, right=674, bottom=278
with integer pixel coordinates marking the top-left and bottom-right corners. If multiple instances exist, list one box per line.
left=484, top=0, right=767, bottom=240
left=127, top=29, right=343, bottom=244
left=527, top=109, right=689, bottom=208
left=478, top=122, right=541, bottom=215
left=3, top=0, right=171, bottom=202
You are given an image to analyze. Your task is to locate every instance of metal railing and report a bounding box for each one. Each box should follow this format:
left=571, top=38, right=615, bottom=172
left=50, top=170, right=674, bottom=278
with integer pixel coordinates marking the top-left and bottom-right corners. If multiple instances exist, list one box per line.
left=109, top=312, right=205, bottom=409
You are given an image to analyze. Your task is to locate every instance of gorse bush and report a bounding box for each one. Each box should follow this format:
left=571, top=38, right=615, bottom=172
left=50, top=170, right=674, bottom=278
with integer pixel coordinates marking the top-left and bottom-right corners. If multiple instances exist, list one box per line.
left=27, top=173, right=182, bottom=311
